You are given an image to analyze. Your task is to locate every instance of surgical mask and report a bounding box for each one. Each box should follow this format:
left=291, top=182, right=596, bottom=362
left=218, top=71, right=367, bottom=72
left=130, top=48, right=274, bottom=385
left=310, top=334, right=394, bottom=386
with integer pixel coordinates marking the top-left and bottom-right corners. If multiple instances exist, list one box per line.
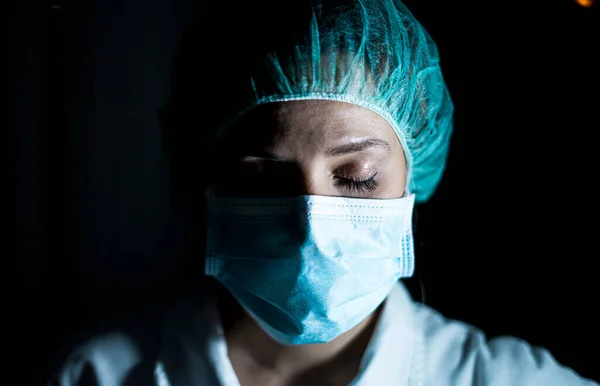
left=205, top=191, right=416, bottom=345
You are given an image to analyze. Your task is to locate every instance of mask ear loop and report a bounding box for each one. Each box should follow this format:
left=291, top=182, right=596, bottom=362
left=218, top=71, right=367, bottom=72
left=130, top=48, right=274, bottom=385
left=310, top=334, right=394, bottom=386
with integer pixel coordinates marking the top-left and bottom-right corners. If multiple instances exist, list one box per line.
left=410, top=190, right=425, bottom=306
left=204, top=187, right=219, bottom=276
left=416, top=276, right=426, bottom=305
left=402, top=275, right=427, bottom=306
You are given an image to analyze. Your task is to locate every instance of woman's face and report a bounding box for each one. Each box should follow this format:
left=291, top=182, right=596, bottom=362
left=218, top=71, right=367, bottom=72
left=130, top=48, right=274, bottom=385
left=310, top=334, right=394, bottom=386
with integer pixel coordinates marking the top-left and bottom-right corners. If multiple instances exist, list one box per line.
left=210, top=100, right=407, bottom=199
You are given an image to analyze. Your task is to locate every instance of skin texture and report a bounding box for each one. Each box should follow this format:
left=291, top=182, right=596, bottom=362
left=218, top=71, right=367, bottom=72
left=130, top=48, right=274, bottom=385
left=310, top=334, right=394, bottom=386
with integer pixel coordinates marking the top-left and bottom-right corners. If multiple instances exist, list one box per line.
left=209, top=100, right=408, bottom=386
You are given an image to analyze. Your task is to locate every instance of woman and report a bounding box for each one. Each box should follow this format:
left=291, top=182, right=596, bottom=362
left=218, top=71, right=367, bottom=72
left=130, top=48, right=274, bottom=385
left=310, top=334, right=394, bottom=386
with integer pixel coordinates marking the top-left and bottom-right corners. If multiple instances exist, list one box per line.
left=51, top=0, right=597, bottom=385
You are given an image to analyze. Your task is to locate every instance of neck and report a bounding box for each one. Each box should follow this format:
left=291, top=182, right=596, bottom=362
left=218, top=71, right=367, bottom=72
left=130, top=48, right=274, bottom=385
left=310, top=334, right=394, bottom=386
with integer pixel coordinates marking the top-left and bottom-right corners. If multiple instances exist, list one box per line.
left=214, top=282, right=380, bottom=378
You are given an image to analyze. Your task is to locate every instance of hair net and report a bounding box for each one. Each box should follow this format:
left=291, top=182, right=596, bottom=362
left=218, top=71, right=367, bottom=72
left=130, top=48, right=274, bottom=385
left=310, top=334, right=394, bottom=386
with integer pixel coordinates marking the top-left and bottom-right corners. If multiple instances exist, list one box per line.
left=160, top=0, right=453, bottom=203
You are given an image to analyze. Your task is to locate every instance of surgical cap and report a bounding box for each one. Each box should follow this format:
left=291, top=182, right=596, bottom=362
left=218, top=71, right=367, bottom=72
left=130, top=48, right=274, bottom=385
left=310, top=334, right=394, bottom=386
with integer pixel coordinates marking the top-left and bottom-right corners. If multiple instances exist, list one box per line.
left=160, top=0, right=453, bottom=203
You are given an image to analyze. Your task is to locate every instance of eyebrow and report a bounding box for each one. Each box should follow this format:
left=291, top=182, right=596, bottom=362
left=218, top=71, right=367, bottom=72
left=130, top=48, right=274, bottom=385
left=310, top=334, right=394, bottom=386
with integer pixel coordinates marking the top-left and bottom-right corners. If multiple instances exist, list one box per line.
left=324, top=138, right=391, bottom=157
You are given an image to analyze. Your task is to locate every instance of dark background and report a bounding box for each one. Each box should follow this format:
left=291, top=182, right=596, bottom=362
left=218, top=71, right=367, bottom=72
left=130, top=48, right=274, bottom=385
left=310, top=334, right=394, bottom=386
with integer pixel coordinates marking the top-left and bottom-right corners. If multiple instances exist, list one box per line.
left=11, top=0, right=599, bottom=384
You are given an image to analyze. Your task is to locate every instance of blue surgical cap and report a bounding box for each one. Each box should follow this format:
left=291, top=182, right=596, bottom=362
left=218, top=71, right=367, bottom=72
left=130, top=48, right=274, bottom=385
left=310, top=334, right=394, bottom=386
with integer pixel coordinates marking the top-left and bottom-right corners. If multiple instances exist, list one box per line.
left=160, top=0, right=453, bottom=203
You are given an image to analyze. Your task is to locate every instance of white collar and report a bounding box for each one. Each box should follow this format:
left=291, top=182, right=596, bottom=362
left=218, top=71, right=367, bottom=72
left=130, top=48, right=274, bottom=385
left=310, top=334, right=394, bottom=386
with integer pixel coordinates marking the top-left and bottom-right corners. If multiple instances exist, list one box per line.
left=351, top=282, right=418, bottom=386
left=158, top=281, right=418, bottom=386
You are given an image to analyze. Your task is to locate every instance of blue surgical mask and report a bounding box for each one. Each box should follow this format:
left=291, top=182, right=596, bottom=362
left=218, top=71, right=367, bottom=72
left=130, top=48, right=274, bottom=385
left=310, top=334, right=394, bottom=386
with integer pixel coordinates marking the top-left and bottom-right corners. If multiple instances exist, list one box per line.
left=205, top=191, right=416, bottom=345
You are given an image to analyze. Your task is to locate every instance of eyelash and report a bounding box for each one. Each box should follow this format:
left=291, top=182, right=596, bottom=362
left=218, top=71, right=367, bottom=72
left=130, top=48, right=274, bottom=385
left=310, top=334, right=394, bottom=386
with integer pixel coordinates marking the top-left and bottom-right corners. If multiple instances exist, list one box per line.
left=336, top=173, right=379, bottom=194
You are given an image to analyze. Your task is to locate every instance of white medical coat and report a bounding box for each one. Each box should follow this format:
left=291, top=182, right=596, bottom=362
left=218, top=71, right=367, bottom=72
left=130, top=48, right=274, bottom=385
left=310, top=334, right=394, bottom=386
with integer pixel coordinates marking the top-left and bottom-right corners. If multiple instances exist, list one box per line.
left=50, top=283, right=598, bottom=386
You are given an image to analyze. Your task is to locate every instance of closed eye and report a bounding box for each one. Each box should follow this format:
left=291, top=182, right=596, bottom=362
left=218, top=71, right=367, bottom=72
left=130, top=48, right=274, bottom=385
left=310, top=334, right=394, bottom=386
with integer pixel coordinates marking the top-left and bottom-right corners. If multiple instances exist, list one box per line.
left=335, top=173, right=379, bottom=194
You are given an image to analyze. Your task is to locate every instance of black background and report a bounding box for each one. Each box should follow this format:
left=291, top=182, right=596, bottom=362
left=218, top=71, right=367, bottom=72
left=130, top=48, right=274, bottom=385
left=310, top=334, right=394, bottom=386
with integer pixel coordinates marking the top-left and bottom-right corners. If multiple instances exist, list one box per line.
left=11, top=0, right=599, bottom=384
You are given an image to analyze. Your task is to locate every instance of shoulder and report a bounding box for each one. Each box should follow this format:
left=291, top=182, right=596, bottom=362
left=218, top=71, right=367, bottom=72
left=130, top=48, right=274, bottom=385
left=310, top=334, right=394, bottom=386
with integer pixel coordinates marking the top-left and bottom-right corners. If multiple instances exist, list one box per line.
left=411, top=303, right=597, bottom=386
left=49, top=331, right=149, bottom=386
left=46, top=306, right=169, bottom=386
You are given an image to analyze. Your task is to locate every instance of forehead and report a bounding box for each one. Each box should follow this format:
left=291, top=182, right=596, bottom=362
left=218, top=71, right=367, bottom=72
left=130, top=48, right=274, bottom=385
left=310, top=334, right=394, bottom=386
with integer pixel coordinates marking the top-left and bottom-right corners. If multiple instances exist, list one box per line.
left=218, top=100, right=397, bottom=151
